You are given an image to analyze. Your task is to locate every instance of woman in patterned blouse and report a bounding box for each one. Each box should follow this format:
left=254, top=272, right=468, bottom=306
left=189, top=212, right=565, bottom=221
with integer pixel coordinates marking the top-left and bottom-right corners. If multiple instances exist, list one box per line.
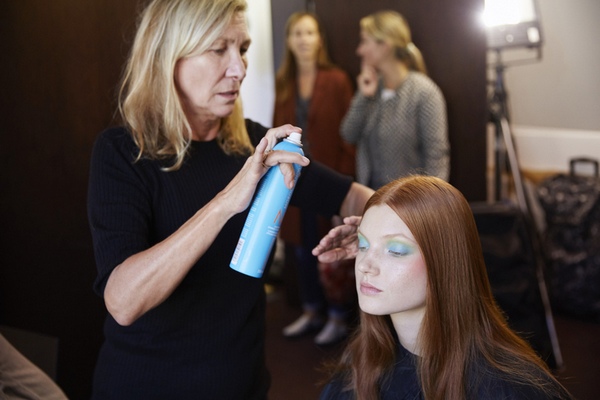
left=341, top=10, right=450, bottom=190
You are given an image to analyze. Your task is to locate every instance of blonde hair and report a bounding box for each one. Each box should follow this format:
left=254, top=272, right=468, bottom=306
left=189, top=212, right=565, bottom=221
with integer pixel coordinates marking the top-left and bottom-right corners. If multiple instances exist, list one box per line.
left=360, top=10, right=428, bottom=74
left=119, top=0, right=253, bottom=171
left=275, top=12, right=334, bottom=103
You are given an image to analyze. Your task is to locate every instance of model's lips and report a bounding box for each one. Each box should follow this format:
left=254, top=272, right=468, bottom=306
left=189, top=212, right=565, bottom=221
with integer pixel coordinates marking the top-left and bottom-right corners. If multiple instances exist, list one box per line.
left=359, top=282, right=382, bottom=296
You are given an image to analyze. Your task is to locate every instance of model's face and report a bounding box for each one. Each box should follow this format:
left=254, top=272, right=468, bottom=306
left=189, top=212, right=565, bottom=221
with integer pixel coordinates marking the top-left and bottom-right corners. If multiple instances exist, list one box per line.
left=287, top=16, right=321, bottom=63
left=356, top=29, right=390, bottom=68
left=175, top=12, right=250, bottom=125
left=356, top=205, right=428, bottom=322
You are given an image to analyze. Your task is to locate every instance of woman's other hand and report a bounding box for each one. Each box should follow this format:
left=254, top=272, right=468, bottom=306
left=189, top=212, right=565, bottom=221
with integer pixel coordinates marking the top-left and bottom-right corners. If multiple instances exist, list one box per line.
left=312, top=216, right=362, bottom=263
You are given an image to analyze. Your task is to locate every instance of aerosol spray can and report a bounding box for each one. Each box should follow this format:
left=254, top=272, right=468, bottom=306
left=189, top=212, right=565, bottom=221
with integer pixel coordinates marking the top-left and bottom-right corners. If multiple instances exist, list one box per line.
left=230, top=132, right=304, bottom=278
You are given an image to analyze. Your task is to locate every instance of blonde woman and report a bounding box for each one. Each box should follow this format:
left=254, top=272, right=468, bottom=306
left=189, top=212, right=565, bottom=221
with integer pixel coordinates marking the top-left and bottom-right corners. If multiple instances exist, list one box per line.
left=342, top=11, right=450, bottom=189
left=87, top=0, right=373, bottom=398
left=274, top=12, right=356, bottom=346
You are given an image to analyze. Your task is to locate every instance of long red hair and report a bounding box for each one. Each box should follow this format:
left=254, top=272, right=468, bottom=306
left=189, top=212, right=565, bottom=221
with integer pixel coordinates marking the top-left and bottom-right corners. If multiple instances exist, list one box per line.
left=329, top=176, right=567, bottom=399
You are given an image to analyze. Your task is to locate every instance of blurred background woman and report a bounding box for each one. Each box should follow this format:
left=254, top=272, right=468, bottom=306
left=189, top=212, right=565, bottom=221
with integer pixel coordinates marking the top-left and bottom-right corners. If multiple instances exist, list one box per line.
left=274, top=12, right=356, bottom=346
left=341, top=10, right=450, bottom=189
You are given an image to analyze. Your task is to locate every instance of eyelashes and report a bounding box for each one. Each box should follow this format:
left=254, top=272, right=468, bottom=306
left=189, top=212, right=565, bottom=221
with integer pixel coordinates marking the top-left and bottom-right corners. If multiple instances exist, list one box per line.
left=357, top=233, right=369, bottom=252
left=357, top=233, right=414, bottom=257
left=386, top=241, right=413, bottom=257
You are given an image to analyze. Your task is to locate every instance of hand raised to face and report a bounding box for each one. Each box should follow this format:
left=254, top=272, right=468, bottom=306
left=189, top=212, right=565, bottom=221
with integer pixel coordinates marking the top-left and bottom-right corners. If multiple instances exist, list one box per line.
left=357, top=63, right=378, bottom=98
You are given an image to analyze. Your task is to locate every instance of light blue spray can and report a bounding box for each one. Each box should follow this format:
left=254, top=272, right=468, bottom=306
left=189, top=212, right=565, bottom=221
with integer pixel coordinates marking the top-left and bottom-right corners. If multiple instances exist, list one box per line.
left=230, top=132, right=304, bottom=278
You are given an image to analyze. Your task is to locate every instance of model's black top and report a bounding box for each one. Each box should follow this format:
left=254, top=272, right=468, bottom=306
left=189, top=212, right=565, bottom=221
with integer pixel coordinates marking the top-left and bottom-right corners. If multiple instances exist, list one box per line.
left=320, top=341, right=571, bottom=400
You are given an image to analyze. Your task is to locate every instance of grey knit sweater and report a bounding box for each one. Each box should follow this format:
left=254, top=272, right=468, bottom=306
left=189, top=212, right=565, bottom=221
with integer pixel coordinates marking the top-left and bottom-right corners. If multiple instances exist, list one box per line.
left=341, top=71, right=450, bottom=189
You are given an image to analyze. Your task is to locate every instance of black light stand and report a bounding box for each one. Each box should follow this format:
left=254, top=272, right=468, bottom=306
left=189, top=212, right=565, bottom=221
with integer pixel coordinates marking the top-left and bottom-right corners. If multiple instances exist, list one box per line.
left=487, top=49, right=564, bottom=370
left=489, top=50, right=510, bottom=201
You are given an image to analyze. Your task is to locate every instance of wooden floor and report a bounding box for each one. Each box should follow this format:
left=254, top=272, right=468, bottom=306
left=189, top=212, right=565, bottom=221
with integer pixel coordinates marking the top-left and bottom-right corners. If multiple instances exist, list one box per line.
left=265, top=284, right=344, bottom=400
left=265, top=282, right=600, bottom=400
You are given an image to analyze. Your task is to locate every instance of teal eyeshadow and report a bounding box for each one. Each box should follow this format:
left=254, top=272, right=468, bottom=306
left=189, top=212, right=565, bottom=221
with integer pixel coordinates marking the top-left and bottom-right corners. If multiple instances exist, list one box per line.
left=357, top=233, right=368, bottom=248
left=387, top=240, right=413, bottom=255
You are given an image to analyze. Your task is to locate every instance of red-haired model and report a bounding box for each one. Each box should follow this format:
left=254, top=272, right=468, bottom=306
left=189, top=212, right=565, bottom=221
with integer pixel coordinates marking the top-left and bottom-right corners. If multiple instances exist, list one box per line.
left=315, top=176, right=571, bottom=399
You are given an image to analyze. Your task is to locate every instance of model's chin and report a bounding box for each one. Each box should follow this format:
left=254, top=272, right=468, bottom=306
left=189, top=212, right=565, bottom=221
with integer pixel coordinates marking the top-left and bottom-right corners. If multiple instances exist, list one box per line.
left=358, top=294, right=384, bottom=315
left=357, top=301, right=385, bottom=317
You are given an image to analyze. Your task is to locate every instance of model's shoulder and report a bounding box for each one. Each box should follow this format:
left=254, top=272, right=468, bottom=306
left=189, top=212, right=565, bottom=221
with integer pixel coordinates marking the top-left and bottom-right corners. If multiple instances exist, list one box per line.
left=469, top=363, right=570, bottom=400
left=475, top=378, right=567, bottom=400
left=319, top=375, right=352, bottom=400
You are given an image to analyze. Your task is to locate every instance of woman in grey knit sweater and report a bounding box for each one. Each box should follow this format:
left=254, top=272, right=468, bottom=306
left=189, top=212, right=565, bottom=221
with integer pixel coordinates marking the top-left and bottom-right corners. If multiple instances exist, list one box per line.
left=341, top=10, right=450, bottom=189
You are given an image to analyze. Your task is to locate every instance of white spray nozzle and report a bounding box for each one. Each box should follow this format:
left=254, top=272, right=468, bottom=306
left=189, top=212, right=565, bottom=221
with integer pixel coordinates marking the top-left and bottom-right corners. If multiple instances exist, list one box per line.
left=286, top=132, right=302, bottom=145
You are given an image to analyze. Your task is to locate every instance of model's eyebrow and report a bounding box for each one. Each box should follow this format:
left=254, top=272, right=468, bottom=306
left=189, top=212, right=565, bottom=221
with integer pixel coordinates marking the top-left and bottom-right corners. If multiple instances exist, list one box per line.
left=357, top=229, right=415, bottom=243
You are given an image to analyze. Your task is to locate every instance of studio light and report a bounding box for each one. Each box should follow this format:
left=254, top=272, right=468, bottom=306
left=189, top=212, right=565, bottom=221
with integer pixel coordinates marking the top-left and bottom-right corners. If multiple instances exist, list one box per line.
left=482, top=0, right=563, bottom=370
left=483, top=0, right=542, bottom=50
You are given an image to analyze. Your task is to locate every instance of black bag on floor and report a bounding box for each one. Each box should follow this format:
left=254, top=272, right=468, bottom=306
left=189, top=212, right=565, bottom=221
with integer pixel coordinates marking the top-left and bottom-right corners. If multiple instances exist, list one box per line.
left=536, top=158, right=600, bottom=322
left=471, top=202, right=556, bottom=368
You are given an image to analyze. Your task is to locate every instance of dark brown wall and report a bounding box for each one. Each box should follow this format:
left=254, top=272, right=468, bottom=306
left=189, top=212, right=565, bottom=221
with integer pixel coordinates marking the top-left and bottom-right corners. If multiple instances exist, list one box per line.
left=0, top=1, right=140, bottom=398
left=315, top=0, right=488, bottom=200
left=271, top=0, right=306, bottom=72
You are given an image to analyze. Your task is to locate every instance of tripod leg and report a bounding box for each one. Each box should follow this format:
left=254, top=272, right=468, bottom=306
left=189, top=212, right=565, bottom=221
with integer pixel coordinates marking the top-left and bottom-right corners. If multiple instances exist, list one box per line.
left=499, top=117, right=564, bottom=369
